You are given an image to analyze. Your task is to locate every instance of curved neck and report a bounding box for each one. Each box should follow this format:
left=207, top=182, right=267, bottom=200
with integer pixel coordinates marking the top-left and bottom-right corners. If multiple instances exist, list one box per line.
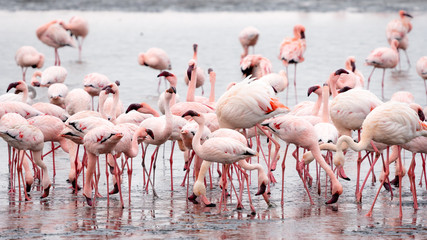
left=129, top=128, right=144, bottom=158
left=310, top=146, right=338, bottom=184
left=192, top=117, right=205, bottom=156
left=329, top=75, right=339, bottom=98
left=31, top=71, right=42, bottom=85
left=159, top=95, right=173, bottom=140
left=196, top=160, right=212, bottom=183
left=110, top=91, right=120, bottom=121
left=311, top=90, right=322, bottom=116
left=98, top=91, right=108, bottom=119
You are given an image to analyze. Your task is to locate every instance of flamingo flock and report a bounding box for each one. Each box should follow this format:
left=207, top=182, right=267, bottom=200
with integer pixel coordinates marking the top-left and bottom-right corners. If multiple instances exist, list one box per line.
left=2, top=10, right=427, bottom=220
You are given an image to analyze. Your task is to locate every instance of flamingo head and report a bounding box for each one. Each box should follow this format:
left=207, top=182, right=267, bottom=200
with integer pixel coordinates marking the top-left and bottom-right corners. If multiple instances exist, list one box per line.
left=338, top=86, right=352, bottom=93
left=307, top=85, right=321, bottom=96
left=6, top=81, right=21, bottom=93
left=157, top=71, right=174, bottom=78
left=334, top=68, right=349, bottom=76
left=399, top=10, right=413, bottom=18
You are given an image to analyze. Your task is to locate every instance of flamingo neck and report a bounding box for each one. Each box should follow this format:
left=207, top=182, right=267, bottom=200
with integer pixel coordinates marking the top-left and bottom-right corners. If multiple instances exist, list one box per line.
left=110, top=91, right=120, bottom=121
left=310, top=145, right=338, bottom=185
left=192, top=117, right=205, bottom=157
left=209, top=73, right=216, bottom=103
left=129, top=128, right=144, bottom=158
left=311, top=90, right=323, bottom=116
left=159, top=95, right=173, bottom=141
left=321, top=85, right=329, bottom=123
left=186, top=66, right=198, bottom=102
left=98, top=92, right=108, bottom=119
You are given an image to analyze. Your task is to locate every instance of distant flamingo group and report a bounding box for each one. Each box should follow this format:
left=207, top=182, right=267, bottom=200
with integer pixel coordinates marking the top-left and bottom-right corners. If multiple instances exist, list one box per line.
left=2, top=9, right=427, bottom=220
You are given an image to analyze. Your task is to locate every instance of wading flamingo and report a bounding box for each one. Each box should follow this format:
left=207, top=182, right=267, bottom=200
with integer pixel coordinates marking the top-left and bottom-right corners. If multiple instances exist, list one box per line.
left=137, top=47, right=172, bottom=92
left=239, top=26, right=260, bottom=60
left=386, top=10, right=413, bottom=68
left=60, top=16, right=89, bottom=62
left=15, top=46, right=44, bottom=82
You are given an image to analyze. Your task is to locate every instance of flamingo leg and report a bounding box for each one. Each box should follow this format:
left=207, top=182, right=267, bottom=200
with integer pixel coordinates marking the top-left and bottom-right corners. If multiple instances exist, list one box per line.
left=281, top=144, right=289, bottom=206
left=367, top=67, right=376, bottom=90
left=169, top=141, right=175, bottom=191
left=407, top=153, right=418, bottom=210
left=294, top=64, right=298, bottom=103
left=381, top=69, right=386, bottom=100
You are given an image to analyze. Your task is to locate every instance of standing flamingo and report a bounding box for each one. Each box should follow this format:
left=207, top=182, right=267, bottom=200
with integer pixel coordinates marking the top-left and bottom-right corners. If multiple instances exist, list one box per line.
left=279, top=24, right=306, bottom=104
left=386, top=10, right=413, bottom=68
left=239, top=26, right=260, bottom=60
left=1, top=81, right=32, bottom=104
left=48, top=83, right=68, bottom=108
left=240, top=54, right=272, bottom=79
left=82, top=125, right=123, bottom=206
left=263, top=114, right=343, bottom=205
left=416, top=56, right=427, bottom=104
left=137, top=47, right=172, bottom=92
left=0, top=123, right=52, bottom=199
left=15, top=46, right=44, bottom=82
left=36, top=20, right=76, bottom=66
left=64, top=88, right=92, bottom=115
left=83, top=72, right=111, bottom=110
left=60, top=16, right=89, bottom=62
left=365, top=39, right=400, bottom=99
left=333, top=101, right=427, bottom=218
left=184, top=44, right=206, bottom=96
left=182, top=110, right=263, bottom=213
left=31, top=66, right=67, bottom=87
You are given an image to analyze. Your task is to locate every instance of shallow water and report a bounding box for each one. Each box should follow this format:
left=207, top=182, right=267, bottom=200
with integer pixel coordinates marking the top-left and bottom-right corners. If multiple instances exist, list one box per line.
left=0, top=9, right=427, bottom=239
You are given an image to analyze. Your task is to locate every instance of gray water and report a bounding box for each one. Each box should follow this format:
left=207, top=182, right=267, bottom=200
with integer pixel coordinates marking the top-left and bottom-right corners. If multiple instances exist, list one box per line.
left=0, top=6, right=426, bottom=240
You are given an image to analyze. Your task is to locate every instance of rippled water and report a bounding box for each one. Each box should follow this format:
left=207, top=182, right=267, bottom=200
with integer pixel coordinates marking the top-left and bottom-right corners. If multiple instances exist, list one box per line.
left=0, top=8, right=427, bottom=239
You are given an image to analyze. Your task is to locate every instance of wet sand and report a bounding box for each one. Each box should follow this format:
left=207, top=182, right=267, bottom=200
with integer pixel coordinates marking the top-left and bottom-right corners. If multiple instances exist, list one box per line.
left=0, top=10, right=426, bottom=239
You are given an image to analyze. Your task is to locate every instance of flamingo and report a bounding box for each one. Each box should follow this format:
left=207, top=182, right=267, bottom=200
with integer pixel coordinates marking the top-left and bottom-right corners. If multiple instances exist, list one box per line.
left=415, top=56, right=427, bottom=104
left=239, top=26, right=260, bottom=60
left=137, top=47, right=172, bottom=92
left=182, top=110, right=262, bottom=213
left=30, top=66, right=67, bottom=87
left=344, top=56, right=365, bottom=87
left=36, top=20, right=76, bottom=66
left=1, top=81, right=32, bottom=104
left=60, top=16, right=89, bottom=62
left=0, top=122, right=52, bottom=199
left=184, top=44, right=205, bottom=95
left=31, top=102, right=69, bottom=122
left=262, top=114, right=343, bottom=205
left=240, top=54, right=273, bottom=80
left=329, top=87, right=383, bottom=180
left=98, top=82, right=124, bottom=122
left=184, top=62, right=216, bottom=106
left=0, top=101, right=43, bottom=119
left=279, top=24, right=306, bottom=104
left=82, top=125, right=123, bottom=206
left=157, top=71, right=180, bottom=114
left=386, top=10, right=413, bottom=68
left=0, top=113, right=35, bottom=199
left=48, top=83, right=68, bottom=108
left=314, top=83, right=338, bottom=145
left=64, top=88, right=92, bottom=115
left=15, top=46, right=44, bottom=82
left=83, top=72, right=111, bottom=110
left=365, top=39, right=400, bottom=99
left=329, top=58, right=364, bottom=90
left=136, top=87, right=175, bottom=195
left=333, top=101, right=427, bottom=218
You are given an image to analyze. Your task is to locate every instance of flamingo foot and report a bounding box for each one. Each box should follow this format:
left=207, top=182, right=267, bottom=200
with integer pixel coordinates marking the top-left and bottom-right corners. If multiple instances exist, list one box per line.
left=41, top=184, right=51, bottom=199
left=390, top=176, right=399, bottom=187
left=83, top=194, right=93, bottom=206
left=255, top=183, right=266, bottom=196
left=26, top=183, right=32, bottom=193
left=236, top=202, right=244, bottom=210
left=109, top=183, right=119, bottom=195
left=383, top=182, right=392, bottom=191
left=337, top=166, right=351, bottom=181
left=70, top=179, right=82, bottom=192
left=325, top=193, right=340, bottom=204
left=188, top=193, right=199, bottom=204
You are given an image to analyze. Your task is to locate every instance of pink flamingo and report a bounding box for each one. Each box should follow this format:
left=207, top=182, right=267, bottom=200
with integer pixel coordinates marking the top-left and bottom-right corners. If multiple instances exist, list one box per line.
left=263, top=114, right=343, bottom=205
left=36, top=20, right=76, bottom=66
left=182, top=110, right=262, bottom=213
left=48, top=83, right=68, bottom=108
left=239, top=26, right=260, bottom=60
left=82, top=125, right=123, bottom=206
left=240, top=54, right=272, bottom=79
left=344, top=56, right=365, bottom=87
left=329, top=87, right=383, bottom=180
left=0, top=122, right=52, bottom=199
left=0, top=113, right=35, bottom=198
left=185, top=63, right=216, bottom=106
left=157, top=71, right=180, bottom=114
left=333, top=101, right=427, bottom=218
left=60, top=16, right=89, bottom=62
left=279, top=24, right=306, bottom=104
left=386, top=10, right=413, bottom=68
left=416, top=56, right=427, bottom=104
left=32, top=102, right=69, bottom=122
left=135, top=87, right=175, bottom=195
left=184, top=44, right=205, bottom=95
left=28, top=115, right=69, bottom=176
left=83, top=72, right=111, bottom=110
left=0, top=101, right=43, bottom=119
left=1, top=81, right=32, bottom=104
left=64, top=88, right=92, bottom=115
left=30, top=66, right=67, bottom=87
left=98, top=82, right=124, bottom=122
left=15, top=46, right=44, bottom=82
left=137, top=47, right=172, bottom=92
left=313, top=83, right=338, bottom=145
left=365, top=39, right=400, bottom=99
